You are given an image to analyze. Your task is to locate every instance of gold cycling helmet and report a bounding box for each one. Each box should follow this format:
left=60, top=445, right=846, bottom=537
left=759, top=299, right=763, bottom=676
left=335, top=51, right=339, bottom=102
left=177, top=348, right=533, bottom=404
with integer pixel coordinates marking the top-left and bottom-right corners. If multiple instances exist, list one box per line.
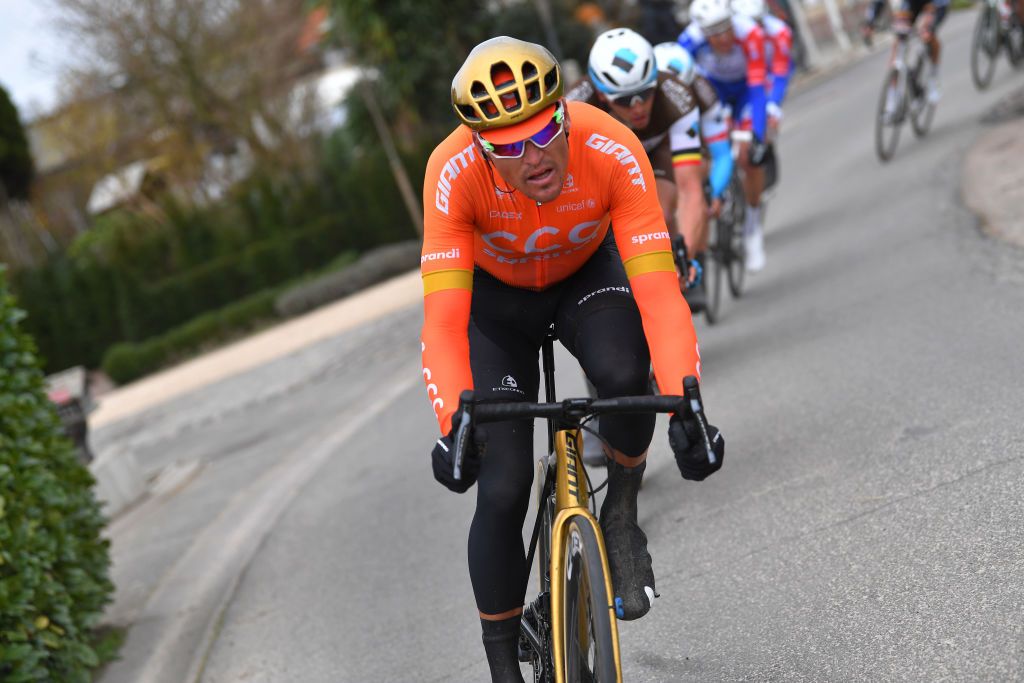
left=451, top=36, right=563, bottom=144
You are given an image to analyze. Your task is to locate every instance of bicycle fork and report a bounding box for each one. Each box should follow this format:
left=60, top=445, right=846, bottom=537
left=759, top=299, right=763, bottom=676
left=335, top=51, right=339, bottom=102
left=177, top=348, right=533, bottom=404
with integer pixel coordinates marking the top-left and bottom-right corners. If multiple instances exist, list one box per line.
left=548, top=430, right=622, bottom=683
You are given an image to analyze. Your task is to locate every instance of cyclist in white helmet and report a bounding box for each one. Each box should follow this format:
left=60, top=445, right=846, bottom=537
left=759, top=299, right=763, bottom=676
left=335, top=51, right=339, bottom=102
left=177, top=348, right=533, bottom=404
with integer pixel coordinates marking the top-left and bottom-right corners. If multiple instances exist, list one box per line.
left=652, top=41, right=735, bottom=292
left=680, top=0, right=772, bottom=272
left=568, top=28, right=733, bottom=314
left=731, top=0, right=793, bottom=143
left=568, top=28, right=732, bottom=468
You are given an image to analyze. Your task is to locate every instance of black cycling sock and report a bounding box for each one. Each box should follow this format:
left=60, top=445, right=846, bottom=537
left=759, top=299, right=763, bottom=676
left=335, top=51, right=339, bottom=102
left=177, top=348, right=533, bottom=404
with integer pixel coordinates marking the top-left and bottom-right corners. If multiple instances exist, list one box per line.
left=601, top=460, right=646, bottom=524
left=481, top=616, right=525, bottom=683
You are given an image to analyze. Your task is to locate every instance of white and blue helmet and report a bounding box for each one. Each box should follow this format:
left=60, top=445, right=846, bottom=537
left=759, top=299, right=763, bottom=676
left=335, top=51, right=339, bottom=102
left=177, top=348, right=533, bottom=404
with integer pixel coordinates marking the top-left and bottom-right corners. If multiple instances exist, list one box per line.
left=654, top=42, right=697, bottom=85
left=588, top=28, right=658, bottom=96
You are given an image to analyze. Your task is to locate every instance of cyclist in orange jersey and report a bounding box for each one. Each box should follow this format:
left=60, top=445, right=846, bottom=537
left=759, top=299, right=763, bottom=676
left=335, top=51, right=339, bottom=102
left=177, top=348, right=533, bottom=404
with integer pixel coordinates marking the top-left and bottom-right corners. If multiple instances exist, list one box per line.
left=421, top=36, right=725, bottom=682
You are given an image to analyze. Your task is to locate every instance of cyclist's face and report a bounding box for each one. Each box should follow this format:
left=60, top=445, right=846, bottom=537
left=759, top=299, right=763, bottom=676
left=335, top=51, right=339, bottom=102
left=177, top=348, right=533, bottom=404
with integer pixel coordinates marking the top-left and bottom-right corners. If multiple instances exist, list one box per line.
left=603, top=94, right=655, bottom=130
left=488, top=133, right=569, bottom=204
left=707, top=28, right=734, bottom=55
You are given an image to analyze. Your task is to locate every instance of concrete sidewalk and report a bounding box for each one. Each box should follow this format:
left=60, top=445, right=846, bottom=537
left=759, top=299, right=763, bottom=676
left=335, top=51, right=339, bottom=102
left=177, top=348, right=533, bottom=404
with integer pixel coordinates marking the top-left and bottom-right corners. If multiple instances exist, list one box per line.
left=87, top=269, right=422, bottom=516
left=963, top=88, right=1024, bottom=249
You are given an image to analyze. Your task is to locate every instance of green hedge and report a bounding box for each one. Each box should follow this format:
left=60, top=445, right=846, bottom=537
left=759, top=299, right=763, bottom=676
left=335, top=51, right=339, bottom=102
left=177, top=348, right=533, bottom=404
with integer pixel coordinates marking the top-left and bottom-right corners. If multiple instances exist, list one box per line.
left=100, top=247, right=361, bottom=384
left=0, top=267, right=113, bottom=682
left=102, top=287, right=280, bottom=385
left=12, top=133, right=425, bottom=374
left=14, top=215, right=355, bottom=372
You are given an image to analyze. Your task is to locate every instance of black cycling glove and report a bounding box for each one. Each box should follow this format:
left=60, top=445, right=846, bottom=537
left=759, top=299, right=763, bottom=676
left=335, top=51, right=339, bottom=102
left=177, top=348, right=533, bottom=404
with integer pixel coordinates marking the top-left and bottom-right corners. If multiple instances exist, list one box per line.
left=431, top=418, right=486, bottom=493
left=668, top=415, right=725, bottom=482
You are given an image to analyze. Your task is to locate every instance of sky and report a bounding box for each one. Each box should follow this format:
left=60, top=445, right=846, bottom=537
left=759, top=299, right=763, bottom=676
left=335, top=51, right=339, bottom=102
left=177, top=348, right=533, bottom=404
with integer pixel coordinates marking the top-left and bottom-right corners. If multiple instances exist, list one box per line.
left=0, top=1, right=68, bottom=120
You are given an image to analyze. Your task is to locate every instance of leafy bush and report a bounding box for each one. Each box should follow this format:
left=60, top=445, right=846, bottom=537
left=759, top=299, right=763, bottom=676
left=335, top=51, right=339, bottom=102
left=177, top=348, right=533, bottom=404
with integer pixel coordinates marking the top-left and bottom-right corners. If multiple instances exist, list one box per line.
left=12, top=128, right=422, bottom=374
left=101, top=286, right=280, bottom=384
left=0, top=267, right=113, bottom=682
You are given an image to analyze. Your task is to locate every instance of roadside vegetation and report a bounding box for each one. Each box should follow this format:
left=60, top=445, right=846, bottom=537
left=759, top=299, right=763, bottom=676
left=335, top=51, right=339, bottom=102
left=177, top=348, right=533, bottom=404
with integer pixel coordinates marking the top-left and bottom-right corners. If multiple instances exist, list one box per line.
left=0, top=268, right=114, bottom=682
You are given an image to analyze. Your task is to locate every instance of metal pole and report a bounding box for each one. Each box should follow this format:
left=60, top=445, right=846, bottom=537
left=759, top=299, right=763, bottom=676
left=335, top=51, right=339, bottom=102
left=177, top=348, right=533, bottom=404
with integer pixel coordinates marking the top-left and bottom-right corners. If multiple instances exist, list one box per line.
left=534, top=0, right=564, bottom=59
left=821, top=0, right=853, bottom=53
left=786, top=0, right=824, bottom=69
left=358, top=79, right=424, bottom=236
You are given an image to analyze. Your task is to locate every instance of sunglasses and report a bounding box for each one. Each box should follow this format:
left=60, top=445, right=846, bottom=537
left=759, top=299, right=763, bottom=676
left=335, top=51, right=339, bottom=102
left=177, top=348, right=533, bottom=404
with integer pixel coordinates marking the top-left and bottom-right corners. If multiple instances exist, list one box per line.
left=478, top=104, right=565, bottom=159
left=611, top=86, right=657, bottom=108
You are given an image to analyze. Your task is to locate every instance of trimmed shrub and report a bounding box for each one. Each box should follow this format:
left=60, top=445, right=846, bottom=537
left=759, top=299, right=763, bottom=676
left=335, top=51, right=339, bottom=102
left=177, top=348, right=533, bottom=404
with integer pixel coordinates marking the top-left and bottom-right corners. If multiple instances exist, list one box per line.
left=101, top=287, right=279, bottom=385
left=0, top=267, right=113, bottom=682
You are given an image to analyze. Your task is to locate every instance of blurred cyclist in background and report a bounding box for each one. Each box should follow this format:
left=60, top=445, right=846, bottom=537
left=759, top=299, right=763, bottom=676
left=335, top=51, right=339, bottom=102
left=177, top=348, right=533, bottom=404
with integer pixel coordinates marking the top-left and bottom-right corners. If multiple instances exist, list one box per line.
left=731, top=0, right=793, bottom=150
left=567, top=28, right=733, bottom=315
left=566, top=29, right=733, bottom=469
left=864, top=0, right=949, bottom=105
left=653, top=41, right=735, bottom=281
left=680, top=0, right=772, bottom=272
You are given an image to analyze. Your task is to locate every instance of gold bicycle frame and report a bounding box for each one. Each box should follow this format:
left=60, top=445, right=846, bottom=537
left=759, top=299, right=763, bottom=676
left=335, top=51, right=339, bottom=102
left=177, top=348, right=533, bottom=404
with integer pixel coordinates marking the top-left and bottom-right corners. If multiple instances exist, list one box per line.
left=546, top=428, right=623, bottom=683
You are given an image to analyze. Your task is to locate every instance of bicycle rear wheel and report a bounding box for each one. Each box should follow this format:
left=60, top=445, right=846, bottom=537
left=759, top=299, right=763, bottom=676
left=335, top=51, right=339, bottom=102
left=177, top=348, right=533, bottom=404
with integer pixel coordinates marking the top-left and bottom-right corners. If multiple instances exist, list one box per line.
left=725, top=174, right=746, bottom=298
left=1007, top=21, right=1024, bottom=67
left=875, top=68, right=904, bottom=162
left=703, top=226, right=724, bottom=325
left=561, top=515, right=619, bottom=682
left=910, top=53, right=936, bottom=137
left=971, top=5, right=1000, bottom=89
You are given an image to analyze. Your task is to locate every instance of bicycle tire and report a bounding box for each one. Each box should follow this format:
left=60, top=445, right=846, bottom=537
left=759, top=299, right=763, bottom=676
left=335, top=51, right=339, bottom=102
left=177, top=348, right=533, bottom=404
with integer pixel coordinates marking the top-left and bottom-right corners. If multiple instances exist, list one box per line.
left=1007, top=22, right=1024, bottom=67
left=560, top=515, right=619, bottom=682
left=875, top=68, right=903, bottom=162
left=726, top=174, right=746, bottom=298
left=703, top=234, right=723, bottom=325
left=971, top=5, right=1000, bottom=89
left=910, top=52, right=936, bottom=137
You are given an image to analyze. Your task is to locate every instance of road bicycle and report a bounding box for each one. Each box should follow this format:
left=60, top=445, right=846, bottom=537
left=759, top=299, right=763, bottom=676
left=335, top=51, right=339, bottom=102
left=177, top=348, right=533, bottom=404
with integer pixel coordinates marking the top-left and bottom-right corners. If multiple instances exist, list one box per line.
left=874, top=27, right=937, bottom=162
left=970, top=0, right=1024, bottom=90
left=451, top=334, right=713, bottom=682
left=702, top=169, right=747, bottom=325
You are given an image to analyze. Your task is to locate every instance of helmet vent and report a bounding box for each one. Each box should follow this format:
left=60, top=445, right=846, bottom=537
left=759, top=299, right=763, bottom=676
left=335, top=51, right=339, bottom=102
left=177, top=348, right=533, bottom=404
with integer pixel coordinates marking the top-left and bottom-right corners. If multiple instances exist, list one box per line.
left=455, top=103, right=480, bottom=123
left=543, top=67, right=558, bottom=95
left=489, top=62, right=522, bottom=113
left=600, top=71, right=621, bottom=88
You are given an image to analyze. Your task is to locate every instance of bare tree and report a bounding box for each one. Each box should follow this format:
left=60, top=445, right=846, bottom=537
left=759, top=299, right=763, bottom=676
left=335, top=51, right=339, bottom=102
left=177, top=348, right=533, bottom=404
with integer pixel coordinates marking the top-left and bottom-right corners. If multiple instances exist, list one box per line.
left=52, top=0, right=322, bottom=193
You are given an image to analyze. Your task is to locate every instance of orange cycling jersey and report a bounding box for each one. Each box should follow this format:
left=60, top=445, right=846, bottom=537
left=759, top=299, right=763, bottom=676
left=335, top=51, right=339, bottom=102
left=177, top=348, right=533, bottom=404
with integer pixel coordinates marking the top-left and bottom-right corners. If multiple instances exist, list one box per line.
left=421, top=101, right=701, bottom=433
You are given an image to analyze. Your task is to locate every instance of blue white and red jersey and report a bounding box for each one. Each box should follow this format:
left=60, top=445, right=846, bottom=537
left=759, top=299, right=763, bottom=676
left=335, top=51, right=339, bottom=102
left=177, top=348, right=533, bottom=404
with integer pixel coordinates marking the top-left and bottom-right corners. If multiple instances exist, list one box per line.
left=759, top=14, right=793, bottom=108
left=678, top=15, right=768, bottom=140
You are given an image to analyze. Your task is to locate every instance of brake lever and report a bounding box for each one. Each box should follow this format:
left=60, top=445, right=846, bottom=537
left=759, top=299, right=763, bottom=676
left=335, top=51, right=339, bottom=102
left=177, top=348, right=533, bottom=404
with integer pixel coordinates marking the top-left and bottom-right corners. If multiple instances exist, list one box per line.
left=452, top=390, right=475, bottom=481
left=683, top=377, right=716, bottom=465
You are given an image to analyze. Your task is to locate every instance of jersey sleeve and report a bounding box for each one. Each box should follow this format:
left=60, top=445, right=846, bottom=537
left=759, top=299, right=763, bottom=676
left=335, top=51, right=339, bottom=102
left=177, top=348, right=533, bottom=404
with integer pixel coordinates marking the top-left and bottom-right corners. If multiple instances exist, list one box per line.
left=741, top=24, right=769, bottom=140
left=766, top=18, right=793, bottom=105
left=420, top=139, right=479, bottom=434
left=669, top=108, right=703, bottom=167
left=678, top=24, right=704, bottom=56
left=599, top=124, right=702, bottom=395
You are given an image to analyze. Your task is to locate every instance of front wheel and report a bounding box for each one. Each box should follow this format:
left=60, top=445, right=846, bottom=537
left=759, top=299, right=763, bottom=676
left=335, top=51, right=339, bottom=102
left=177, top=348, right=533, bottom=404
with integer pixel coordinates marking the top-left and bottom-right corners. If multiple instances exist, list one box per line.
left=875, top=67, right=904, bottom=162
left=909, top=53, right=936, bottom=137
left=971, top=5, right=1000, bottom=89
left=561, top=516, right=620, bottom=682
left=703, top=231, right=724, bottom=325
left=725, top=174, right=747, bottom=298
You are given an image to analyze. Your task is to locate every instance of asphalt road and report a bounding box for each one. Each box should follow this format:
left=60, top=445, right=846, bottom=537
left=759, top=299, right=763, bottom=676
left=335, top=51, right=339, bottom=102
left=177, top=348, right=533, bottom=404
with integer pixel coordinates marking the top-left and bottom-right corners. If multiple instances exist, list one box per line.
left=97, top=10, right=1024, bottom=682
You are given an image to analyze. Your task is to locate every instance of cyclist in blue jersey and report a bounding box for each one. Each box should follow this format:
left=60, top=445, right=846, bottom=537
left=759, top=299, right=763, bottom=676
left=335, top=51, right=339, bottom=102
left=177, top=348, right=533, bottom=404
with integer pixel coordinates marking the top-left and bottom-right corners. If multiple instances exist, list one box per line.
left=731, top=0, right=793, bottom=146
left=679, top=0, right=772, bottom=271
